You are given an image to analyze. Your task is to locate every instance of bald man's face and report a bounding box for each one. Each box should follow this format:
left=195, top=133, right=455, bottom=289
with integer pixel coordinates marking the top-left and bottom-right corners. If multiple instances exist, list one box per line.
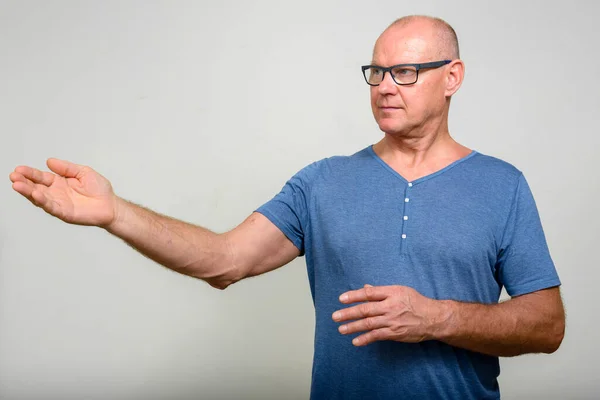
left=370, top=24, right=451, bottom=136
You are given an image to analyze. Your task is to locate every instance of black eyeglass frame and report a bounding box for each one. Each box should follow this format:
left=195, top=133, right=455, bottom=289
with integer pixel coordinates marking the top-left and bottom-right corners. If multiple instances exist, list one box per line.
left=361, top=60, right=452, bottom=86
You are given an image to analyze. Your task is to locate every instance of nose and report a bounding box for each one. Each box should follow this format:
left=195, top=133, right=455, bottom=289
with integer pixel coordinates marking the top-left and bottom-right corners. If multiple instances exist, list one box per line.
left=377, top=70, right=397, bottom=95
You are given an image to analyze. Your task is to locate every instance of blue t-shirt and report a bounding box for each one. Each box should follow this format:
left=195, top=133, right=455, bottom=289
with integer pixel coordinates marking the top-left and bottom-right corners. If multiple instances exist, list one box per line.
left=256, top=146, right=560, bottom=400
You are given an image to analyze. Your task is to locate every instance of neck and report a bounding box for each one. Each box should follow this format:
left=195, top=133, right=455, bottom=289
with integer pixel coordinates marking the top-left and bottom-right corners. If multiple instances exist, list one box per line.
left=372, top=120, right=471, bottom=180
left=376, top=116, right=461, bottom=161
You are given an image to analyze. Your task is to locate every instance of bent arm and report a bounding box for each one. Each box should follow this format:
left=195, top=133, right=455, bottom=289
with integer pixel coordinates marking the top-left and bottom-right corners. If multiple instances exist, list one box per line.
left=106, top=197, right=300, bottom=289
left=434, top=286, right=565, bottom=357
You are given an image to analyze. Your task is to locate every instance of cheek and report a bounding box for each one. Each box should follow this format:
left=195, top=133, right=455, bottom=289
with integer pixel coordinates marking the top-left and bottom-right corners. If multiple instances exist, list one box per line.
left=420, top=81, right=445, bottom=108
left=402, top=88, right=432, bottom=115
left=370, top=92, right=380, bottom=117
left=370, top=89, right=378, bottom=105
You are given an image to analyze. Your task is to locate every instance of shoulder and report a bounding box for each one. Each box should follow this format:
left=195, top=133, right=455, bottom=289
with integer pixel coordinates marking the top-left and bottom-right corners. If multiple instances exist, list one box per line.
left=464, top=151, right=524, bottom=186
left=470, top=152, right=522, bottom=177
left=292, top=146, right=373, bottom=182
left=448, top=152, right=530, bottom=207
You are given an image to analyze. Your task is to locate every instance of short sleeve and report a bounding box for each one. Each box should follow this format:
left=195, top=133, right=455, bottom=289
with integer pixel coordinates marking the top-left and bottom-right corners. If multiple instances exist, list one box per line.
left=255, top=162, right=319, bottom=256
left=496, top=174, right=561, bottom=296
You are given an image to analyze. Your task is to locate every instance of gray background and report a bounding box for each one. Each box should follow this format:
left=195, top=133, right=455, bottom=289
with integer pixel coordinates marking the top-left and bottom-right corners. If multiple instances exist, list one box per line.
left=1, top=1, right=598, bottom=399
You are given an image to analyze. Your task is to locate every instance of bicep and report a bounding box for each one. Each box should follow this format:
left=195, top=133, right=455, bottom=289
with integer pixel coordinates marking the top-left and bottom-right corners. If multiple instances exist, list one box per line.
left=224, top=212, right=301, bottom=280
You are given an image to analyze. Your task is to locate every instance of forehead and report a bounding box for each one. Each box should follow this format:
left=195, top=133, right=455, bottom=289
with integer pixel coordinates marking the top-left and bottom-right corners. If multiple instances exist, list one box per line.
left=372, top=25, right=438, bottom=64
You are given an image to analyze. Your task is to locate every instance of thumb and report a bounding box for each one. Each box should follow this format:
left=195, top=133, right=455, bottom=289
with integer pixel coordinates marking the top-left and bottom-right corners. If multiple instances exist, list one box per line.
left=364, top=284, right=374, bottom=288
left=47, top=158, right=83, bottom=178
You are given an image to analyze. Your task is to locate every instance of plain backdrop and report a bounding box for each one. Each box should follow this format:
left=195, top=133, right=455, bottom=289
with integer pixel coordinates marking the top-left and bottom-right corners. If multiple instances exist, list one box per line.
left=1, top=1, right=599, bottom=399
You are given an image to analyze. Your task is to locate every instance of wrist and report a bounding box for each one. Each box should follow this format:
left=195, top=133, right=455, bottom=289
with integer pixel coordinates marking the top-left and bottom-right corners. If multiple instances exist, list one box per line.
left=104, top=196, right=128, bottom=233
left=427, top=299, right=456, bottom=341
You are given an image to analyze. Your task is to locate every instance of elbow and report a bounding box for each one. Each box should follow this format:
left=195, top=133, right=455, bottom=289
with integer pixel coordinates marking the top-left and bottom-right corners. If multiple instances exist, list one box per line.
left=543, top=318, right=566, bottom=354
left=205, top=273, right=239, bottom=290
left=206, top=279, right=235, bottom=290
left=543, top=334, right=564, bottom=354
left=178, top=263, right=240, bottom=290
left=202, top=267, right=243, bottom=290
left=202, top=259, right=248, bottom=290
left=195, top=235, right=246, bottom=290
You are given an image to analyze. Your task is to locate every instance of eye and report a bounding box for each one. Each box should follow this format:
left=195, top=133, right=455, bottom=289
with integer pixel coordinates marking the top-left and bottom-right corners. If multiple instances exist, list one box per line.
left=391, top=66, right=417, bottom=83
left=395, top=68, right=413, bottom=75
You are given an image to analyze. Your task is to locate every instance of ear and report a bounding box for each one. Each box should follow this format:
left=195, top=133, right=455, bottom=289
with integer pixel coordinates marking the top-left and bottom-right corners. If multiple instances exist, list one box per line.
left=445, top=59, right=465, bottom=97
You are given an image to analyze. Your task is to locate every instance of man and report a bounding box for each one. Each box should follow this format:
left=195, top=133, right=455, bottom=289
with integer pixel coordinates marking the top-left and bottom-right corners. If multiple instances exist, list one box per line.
left=9, top=15, right=563, bottom=400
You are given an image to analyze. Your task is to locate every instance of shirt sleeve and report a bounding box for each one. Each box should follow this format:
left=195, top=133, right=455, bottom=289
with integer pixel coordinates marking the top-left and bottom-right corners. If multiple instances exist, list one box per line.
left=496, top=173, right=561, bottom=296
left=255, top=162, right=318, bottom=256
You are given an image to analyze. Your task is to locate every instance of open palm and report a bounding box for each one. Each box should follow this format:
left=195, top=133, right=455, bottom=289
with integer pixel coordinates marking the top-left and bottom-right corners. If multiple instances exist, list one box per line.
left=9, top=158, right=117, bottom=227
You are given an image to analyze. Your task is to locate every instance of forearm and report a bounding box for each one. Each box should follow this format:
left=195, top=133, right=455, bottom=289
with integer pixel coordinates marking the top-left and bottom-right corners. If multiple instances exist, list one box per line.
left=432, top=289, right=564, bottom=357
left=105, top=197, right=237, bottom=289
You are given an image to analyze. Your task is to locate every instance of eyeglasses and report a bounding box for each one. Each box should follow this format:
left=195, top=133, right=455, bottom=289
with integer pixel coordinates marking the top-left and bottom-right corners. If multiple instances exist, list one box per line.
left=361, top=60, right=451, bottom=86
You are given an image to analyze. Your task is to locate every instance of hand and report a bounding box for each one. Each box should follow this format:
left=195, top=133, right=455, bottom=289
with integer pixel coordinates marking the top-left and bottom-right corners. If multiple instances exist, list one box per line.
left=9, top=158, right=118, bottom=227
left=332, top=284, right=448, bottom=346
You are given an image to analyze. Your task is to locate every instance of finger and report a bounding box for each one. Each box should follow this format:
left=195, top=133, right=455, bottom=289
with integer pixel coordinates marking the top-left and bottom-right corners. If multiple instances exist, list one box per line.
left=31, top=189, right=50, bottom=209
left=12, top=181, right=48, bottom=209
left=352, top=328, right=393, bottom=347
left=338, top=316, right=387, bottom=335
left=9, top=172, right=35, bottom=188
left=47, top=158, right=83, bottom=178
left=11, top=180, right=34, bottom=198
left=364, top=284, right=374, bottom=288
left=332, top=301, right=383, bottom=322
left=13, top=166, right=55, bottom=186
left=339, top=285, right=389, bottom=304
left=11, top=172, right=54, bottom=207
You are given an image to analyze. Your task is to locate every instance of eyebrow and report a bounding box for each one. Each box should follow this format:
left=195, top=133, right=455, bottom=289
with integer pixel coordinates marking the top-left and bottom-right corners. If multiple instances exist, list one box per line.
left=369, top=61, right=405, bottom=67
left=367, top=60, right=442, bottom=67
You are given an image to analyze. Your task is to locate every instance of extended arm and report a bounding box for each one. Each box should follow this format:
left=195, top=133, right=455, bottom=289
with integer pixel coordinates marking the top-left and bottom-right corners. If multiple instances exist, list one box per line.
left=107, top=200, right=300, bottom=289
left=10, top=159, right=300, bottom=289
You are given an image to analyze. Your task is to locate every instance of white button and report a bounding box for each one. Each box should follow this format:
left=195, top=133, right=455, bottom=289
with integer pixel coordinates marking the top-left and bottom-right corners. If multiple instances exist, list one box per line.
left=402, top=234, right=407, bottom=239
left=405, top=198, right=409, bottom=202
left=403, top=216, right=408, bottom=220
left=408, top=182, right=413, bottom=187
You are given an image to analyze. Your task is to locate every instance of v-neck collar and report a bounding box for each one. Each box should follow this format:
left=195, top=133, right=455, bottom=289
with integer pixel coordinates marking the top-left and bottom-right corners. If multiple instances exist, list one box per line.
left=366, top=145, right=478, bottom=185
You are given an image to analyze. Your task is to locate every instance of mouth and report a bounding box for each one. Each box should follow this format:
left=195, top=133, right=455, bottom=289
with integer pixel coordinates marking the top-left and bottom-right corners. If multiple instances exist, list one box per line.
left=379, top=106, right=402, bottom=111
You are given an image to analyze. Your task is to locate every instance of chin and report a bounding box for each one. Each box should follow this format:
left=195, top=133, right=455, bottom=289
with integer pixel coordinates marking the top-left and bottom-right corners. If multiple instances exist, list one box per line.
left=377, top=120, right=407, bottom=136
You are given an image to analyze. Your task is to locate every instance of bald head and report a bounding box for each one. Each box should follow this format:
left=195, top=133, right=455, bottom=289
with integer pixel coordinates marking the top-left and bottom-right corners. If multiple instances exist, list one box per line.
left=368, top=16, right=465, bottom=137
left=376, top=15, right=460, bottom=61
